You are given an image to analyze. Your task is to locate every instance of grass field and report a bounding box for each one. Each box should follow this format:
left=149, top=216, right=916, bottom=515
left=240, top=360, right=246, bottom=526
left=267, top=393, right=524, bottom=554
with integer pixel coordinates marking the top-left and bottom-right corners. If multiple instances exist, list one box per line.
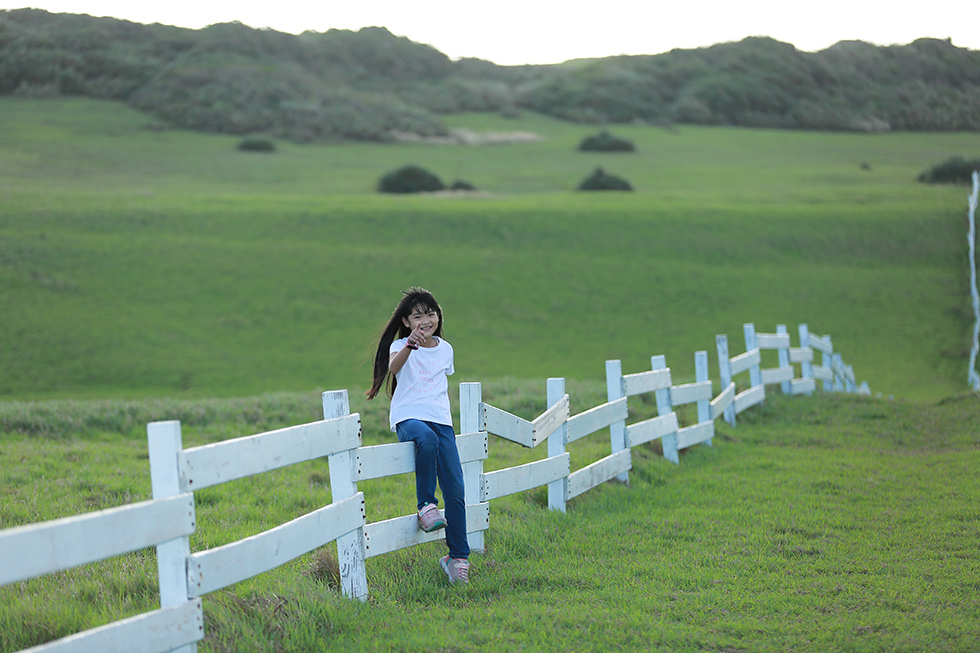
left=1, top=389, right=978, bottom=652
left=1, top=97, right=978, bottom=401
left=2, top=97, right=980, bottom=652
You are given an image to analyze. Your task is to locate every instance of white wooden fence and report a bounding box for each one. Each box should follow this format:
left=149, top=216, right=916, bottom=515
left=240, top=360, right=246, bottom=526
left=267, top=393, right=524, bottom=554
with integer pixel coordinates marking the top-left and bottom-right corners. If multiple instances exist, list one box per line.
left=0, top=322, right=868, bottom=652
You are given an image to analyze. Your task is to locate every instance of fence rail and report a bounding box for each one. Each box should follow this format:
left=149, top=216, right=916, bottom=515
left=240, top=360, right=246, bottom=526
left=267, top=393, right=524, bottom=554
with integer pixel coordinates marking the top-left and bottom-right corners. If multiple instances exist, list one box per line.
left=1, top=322, right=868, bottom=652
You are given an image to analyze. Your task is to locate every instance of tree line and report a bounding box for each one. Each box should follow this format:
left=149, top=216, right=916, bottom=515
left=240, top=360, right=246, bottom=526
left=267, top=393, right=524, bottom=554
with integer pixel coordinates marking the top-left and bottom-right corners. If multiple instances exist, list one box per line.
left=3, top=8, right=979, bottom=142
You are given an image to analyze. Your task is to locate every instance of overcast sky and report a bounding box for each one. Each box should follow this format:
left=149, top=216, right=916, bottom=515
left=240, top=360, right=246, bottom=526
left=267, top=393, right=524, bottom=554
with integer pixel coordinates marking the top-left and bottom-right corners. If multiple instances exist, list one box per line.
left=7, top=1, right=979, bottom=65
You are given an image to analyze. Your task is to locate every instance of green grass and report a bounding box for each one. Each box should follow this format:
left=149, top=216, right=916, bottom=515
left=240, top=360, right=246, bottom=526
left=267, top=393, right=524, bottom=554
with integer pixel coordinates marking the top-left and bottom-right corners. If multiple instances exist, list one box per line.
left=2, top=97, right=979, bottom=651
left=1, top=97, right=978, bottom=401
left=1, top=389, right=978, bottom=652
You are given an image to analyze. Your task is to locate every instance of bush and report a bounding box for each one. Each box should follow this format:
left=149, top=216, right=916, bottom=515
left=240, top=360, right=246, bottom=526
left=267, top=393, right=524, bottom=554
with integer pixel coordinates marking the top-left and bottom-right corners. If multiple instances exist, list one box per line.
left=917, top=156, right=980, bottom=184
left=449, top=180, right=476, bottom=191
left=378, top=165, right=446, bottom=193
left=578, top=130, right=636, bottom=152
left=237, top=137, right=276, bottom=152
left=577, top=167, right=633, bottom=191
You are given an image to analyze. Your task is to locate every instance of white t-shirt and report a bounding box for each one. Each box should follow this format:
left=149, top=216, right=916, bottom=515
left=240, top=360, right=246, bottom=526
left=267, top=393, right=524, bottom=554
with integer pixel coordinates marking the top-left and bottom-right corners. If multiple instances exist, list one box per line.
left=388, top=336, right=455, bottom=431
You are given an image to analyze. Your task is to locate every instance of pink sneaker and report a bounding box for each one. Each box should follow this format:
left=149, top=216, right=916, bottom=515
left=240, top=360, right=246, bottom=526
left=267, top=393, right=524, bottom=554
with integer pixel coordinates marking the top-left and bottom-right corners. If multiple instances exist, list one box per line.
left=440, top=555, right=470, bottom=584
left=417, top=503, right=446, bottom=533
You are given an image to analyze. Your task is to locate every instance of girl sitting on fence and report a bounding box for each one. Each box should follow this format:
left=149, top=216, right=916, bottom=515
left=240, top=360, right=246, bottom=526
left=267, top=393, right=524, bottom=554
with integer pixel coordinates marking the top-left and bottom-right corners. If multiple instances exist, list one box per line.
left=367, top=287, right=470, bottom=584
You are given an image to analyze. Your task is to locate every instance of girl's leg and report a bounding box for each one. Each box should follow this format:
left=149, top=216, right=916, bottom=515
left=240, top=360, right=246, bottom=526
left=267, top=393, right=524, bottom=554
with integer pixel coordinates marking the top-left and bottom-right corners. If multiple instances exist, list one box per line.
left=431, top=422, right=470, bottom=560
left=395, top=419, right=438, bottom=510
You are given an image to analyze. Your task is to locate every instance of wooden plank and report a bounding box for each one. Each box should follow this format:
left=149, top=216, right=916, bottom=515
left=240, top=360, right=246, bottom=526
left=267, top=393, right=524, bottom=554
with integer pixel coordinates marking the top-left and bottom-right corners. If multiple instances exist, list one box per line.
left=625, top=412, right=679, bottom=448
left=757, top=333, right=790, bottom=349
left=809, top=333, right=833, bottom=354
left=710, top=382, right=736, bottom=420
left=0, top=494, right=196, bottom=586
left=482, top=403, right=533, bottom=447
left=729, top=348, right=761, bottom=377
left=356, top=442, right=414, bottom=481
left=567, top=450, right=631, bottom=500
left=734, top=385, right=766, bottom=414
left=354, top=430, right=489, bottom=480
left=21, top=600, right=204, bottom=653
left=669, top=381, right=713, bottom=407
left=187, top=493, right=364, bottom=597
left=761, top=366, right=795, bottom=386
left=456, top=431, right=489, bottom=464
left=622, top=368, right=672, bottom=396
left=179, top=414, right=362, bottom=492
left=363, top=502, right=490, bottom=559
left=355, top=432, right=491, bottom=479
left=530, top=394, right=569, bottom=447
left=677, top=422, right=714, bottom=450
left=566, top=397, right=628, bottom=444
left=812, top=365, right=834, bottom=382
left=789, top=347, right=813, bottom=364
left=481, top=453, right=570, bottom=502
left=791, top=378, right=817, bottom=395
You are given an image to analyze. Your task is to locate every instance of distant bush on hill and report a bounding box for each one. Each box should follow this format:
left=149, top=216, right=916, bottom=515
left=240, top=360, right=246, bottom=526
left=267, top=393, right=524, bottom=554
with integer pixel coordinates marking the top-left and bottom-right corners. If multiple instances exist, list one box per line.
left=917, top=156, right=980, bottom=184
left=578, top=131, right=636, bottom=152
left=378, top=165, right=446, bottom=193
left=450, top=180, right=476, bottom=191
left=577, top=167, right=633, bottom=191
left=237, top=137, right=275, bottom=152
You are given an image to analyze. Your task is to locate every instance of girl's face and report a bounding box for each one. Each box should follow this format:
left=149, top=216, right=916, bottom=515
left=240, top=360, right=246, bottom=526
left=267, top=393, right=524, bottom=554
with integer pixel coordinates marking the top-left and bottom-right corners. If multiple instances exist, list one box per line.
left=402, top=303, right=440, bottom=341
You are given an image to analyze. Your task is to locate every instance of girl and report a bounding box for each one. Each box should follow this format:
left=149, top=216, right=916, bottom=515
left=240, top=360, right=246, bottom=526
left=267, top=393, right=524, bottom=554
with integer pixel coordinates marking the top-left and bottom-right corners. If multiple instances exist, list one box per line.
left=367, top=287, right=470, bottom=584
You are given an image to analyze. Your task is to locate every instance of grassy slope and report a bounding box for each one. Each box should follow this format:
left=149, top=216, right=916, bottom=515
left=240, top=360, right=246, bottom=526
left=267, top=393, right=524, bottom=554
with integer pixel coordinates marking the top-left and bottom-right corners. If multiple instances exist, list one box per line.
left=1, top=390, right=978, bottom=652
left=1, top=98, right=978, bottom=402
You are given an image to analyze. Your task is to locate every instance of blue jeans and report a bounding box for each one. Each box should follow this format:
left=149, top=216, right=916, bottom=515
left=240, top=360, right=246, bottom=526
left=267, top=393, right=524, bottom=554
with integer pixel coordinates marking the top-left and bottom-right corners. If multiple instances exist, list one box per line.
left=395, top=419, right=470, bottom=560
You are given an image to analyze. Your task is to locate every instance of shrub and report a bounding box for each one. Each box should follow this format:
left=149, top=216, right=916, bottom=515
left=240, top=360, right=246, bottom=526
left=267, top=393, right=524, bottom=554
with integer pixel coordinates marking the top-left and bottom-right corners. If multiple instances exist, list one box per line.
left=577, top=167, right=633, bottom=191
left=578, top=130, right=636, bottom=152
left=917, top=156, right=980, bottom=184
left=449, top=180, right=476, bottom=191
left=378, top=165, right=446, bottom=193
left=237, top=137, right=276, bottom=152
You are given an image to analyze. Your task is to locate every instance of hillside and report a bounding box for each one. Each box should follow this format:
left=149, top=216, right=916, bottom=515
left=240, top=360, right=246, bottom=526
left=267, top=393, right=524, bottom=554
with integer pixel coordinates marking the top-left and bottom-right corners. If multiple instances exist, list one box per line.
left=2, top=9, right=980, bottom=141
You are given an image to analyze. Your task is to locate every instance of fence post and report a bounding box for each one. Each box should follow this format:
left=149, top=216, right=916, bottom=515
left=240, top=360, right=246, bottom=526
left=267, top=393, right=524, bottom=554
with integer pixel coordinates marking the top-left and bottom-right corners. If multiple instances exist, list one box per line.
left=547, top=378, right=568, bottom=513
left=652, top=355, right=679, bottom=464
left=459, top=382, right=485, bottom=553
left=322, top=390, right=368, bottom=602
left=777, top=324, right=791, bottom=395
left=695, top=351, right=712, bottom=447
left=823, top=335, right=834, bottom=392
left=833, top=353, right=844, bottom=392
left=147, top=420, right=197, bottom=653
left=798, top=324, right=814, bottom=396
left=605, top=360, right=630, bottom=484
left=716, top=334, right=736, bottom=426
left=744, top=323, right=762, bottom=392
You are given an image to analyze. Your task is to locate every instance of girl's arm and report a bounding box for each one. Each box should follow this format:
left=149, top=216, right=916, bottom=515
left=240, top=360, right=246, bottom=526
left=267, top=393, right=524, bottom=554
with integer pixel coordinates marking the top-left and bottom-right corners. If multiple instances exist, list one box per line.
left=389, top=345, right=412, bottom=374
left=389, top=324, right=425, bottom=374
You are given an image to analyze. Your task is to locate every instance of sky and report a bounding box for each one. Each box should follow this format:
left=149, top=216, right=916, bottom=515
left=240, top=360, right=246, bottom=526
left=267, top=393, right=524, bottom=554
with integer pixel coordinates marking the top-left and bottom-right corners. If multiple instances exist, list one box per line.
left=6, top=1, right=979, bottom=65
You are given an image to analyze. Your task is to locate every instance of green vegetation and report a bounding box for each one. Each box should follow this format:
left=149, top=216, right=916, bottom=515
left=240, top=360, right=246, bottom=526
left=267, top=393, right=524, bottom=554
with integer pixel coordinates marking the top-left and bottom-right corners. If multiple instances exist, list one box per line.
left=2, top=9, right=980, bottom=140
left=578, top=130, right=637, bottom=152
left=918, top=155, right=980, bottom=184
left=0, top=97, right=978, bottom=401
left=237, top=136, right=276, bottom=153
left=1, top=390, right=978, bottom=651
left=378, top=164, right=446, bottom=193
left=577, top=166, right=634, bottom=191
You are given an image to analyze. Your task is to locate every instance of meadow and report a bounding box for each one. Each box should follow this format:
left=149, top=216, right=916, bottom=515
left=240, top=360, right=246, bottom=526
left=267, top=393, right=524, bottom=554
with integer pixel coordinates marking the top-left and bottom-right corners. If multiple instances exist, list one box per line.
left=1, top=97, right=978, bottom=402
left=1, top=97, right=979, bottom=651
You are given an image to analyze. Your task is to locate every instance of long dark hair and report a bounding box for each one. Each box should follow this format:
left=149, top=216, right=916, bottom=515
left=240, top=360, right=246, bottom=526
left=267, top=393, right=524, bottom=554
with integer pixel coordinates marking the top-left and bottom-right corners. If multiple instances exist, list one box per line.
left=366, top=287, right=445, bottom=400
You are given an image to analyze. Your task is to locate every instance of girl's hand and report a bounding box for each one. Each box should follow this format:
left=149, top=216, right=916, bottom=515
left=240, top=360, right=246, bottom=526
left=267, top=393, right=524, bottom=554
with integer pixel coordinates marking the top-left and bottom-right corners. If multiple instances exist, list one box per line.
left=406, top=324, right=425, bottom=349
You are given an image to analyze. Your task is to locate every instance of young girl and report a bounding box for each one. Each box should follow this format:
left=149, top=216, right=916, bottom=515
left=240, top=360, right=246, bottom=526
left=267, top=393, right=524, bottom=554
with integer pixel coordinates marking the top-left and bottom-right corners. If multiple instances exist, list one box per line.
left=367, top=287, right=470, bottom=584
